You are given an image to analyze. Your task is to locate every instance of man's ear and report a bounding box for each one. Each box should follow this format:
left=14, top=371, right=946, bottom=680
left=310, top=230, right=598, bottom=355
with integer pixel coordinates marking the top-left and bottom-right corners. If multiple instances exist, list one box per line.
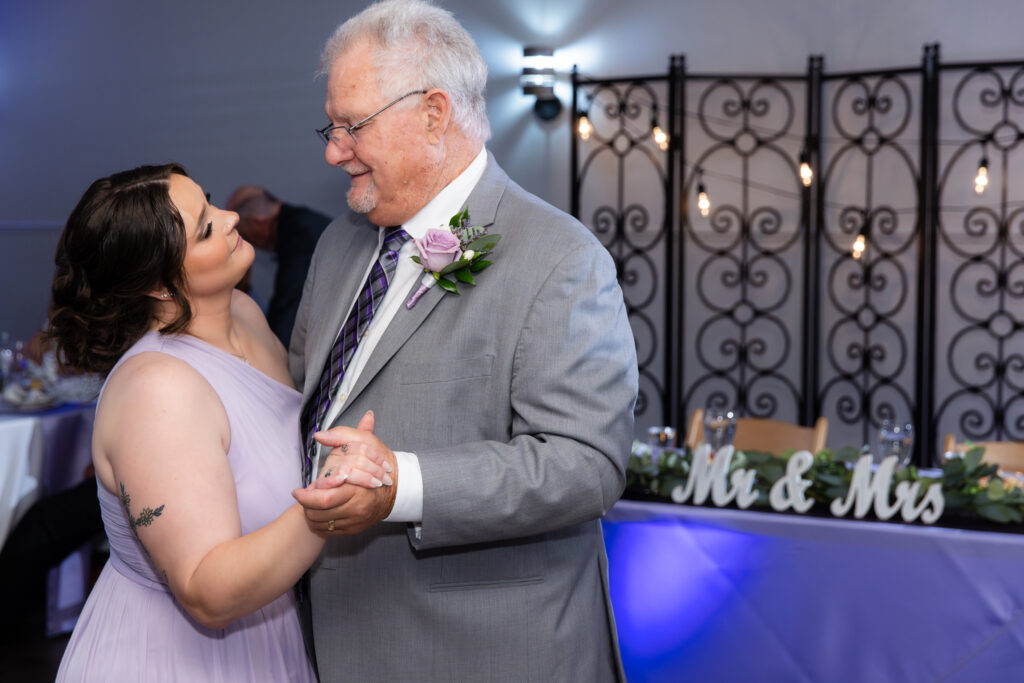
left=423, top=88, right=453, bottom=142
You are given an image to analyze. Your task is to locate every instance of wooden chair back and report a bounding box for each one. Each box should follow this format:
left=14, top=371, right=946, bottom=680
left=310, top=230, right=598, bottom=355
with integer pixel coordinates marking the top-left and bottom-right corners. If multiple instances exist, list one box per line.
left=686, top=408, right=828, bottom=455
left=942, top=434, right=1024, bottom=472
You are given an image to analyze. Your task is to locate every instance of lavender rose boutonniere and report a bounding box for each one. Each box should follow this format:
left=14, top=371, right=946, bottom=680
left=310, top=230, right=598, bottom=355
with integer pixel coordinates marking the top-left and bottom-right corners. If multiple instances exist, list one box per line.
left=405, top=208, right=500, bottom=309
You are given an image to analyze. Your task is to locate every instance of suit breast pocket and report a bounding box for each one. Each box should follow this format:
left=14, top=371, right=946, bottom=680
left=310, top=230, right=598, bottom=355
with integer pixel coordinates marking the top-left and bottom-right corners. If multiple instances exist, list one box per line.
left=398, top=355, right=496, bottom=448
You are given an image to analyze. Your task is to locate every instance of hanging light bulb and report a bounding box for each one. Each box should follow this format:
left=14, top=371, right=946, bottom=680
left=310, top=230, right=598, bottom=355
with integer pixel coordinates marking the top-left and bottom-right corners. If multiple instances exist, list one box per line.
left=697, top=182, right=711, bottom=218
left=974, top=156, right=989, bottom=195
left=577, top=113, right=593, bottom=141
left=652, top=116, right=669, bottom=151
left=852, top=233, right=866, bottom=260
left=799, top=152, right=813, bottom=187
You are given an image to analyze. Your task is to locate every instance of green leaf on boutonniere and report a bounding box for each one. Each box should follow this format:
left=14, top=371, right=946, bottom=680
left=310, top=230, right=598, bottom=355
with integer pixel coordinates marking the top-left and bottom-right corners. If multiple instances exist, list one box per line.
left=437, top=278, right=459, bottom=294
left=449, top=207, right=469, bottom=228
left=465, top=234, right=501, bottom=253
left=438, top=259, right=471, bottom=276
left=470, top=260, right=493, bottom=273
left=411, top=255, right=422, bottom=265
left=454, top=269, right=475, bottom=285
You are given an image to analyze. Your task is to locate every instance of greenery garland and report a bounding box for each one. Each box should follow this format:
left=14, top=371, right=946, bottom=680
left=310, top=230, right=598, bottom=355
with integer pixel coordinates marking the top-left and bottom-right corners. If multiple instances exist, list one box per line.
left=626, top=442, right=1024, bottom=525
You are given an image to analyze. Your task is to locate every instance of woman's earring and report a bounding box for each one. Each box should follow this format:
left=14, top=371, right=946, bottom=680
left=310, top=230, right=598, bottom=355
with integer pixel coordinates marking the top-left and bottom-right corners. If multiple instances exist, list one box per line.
left=160, top=292, right=170, bottom=299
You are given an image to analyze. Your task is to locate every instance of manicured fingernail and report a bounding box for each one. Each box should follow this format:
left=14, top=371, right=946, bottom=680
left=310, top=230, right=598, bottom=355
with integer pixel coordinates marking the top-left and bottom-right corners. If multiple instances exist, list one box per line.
left=334, top=473, right=348, bottom=483
left=371, top=477, right=383, bottom=487
left=382, top=461, right=393, bottom=473
left=382, top=473, right=393, bottom=486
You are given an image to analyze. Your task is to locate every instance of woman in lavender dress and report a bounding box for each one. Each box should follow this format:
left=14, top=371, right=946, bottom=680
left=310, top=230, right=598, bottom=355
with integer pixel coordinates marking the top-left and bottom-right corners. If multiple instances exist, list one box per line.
left=49, top=164, right=389, bottom=681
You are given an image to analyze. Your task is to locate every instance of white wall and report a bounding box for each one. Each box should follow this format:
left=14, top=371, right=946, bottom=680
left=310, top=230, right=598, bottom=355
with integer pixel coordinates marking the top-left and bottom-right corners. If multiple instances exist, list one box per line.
left=2, top=0, right=1023, bottom=340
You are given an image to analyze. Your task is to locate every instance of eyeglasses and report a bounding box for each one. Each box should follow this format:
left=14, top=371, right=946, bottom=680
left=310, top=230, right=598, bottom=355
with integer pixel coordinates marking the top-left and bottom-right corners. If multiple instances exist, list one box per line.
left=316, top=90, right=428, bottom=147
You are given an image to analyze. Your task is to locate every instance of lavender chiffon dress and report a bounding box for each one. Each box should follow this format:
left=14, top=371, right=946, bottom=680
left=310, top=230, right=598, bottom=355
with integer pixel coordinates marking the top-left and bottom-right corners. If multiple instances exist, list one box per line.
left=57, top=331, right=316, bottom=682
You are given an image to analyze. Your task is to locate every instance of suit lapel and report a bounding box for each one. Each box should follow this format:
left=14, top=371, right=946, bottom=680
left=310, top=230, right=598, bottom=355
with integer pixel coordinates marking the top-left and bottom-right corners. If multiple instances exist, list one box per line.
left=341, top=153, right=510, bottom=410
left=302, top=223, right=379, bottom=399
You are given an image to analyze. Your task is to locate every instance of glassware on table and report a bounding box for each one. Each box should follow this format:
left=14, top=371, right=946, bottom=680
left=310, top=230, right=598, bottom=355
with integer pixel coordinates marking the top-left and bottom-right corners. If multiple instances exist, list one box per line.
left=0, top=332, right=13, bottom=389
left=646, top=426, right=677, bottom=449
left=703, top=407, right=737, bottom=451
left=876, top=419, right=914, bottom=467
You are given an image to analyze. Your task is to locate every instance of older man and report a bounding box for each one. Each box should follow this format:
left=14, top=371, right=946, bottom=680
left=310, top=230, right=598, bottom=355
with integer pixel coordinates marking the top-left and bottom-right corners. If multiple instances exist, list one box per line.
left=290, top=1, right=637, bottom=680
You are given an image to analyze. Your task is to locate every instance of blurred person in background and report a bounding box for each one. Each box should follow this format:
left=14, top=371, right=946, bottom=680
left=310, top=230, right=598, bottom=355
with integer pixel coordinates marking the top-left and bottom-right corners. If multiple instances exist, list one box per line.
left=226, top=186, right=329, bottom=347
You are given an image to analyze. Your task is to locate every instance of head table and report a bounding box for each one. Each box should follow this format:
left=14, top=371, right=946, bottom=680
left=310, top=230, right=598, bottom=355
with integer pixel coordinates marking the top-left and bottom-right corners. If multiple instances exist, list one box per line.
left=603, top=498, right=1024, bottom=682
left=0, top=401, right=96, bottom=635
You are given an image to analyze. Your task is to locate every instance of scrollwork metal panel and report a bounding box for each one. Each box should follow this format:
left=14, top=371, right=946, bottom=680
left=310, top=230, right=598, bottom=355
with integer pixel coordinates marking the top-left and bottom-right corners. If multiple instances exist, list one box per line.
left=572, top=48, right=1024, bottom=458
left=680, top=74, right=810, bottom=426
left=817, top=69, right=924, bottom=453
left=933, top=62, right=1024, bottom=452
left=572, top=74, right=673, bottom=434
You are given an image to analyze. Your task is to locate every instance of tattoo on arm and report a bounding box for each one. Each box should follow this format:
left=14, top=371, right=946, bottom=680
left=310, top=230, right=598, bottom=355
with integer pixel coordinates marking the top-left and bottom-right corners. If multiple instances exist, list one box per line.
left=118, top=482, right=165, bottom=556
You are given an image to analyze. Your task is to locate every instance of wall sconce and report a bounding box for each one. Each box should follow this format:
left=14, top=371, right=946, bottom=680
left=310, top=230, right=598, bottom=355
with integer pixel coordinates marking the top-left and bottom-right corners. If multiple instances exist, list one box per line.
left=521, top=46, right=562, bottom=121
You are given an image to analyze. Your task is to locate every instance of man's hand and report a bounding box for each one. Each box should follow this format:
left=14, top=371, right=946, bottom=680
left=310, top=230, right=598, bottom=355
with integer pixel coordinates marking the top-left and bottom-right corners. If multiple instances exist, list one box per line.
left=291, top=410, right=399, bottom=535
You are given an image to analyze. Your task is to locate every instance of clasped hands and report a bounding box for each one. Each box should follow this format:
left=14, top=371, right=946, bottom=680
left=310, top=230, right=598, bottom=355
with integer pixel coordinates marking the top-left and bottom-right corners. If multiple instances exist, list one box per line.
left=291, top=410, right=399, bottom=535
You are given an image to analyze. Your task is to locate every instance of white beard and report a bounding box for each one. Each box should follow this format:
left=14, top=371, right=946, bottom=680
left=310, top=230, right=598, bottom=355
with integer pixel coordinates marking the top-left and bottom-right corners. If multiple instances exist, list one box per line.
left=346, top=177, right=377, bottom=214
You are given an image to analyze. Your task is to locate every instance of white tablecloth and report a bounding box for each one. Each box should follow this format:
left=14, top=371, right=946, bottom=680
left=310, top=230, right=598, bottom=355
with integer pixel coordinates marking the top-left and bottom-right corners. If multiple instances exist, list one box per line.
left=0, top=416, right=43, bottom=547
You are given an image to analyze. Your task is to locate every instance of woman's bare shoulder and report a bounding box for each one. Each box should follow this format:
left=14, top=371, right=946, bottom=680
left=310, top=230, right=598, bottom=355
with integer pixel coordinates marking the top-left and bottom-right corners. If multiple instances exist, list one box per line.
left=98, top=351, right=224, bottom=428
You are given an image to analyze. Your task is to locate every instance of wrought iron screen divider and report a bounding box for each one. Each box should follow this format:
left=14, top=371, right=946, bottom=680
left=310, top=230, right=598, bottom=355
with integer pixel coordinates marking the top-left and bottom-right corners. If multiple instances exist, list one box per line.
left=571, top=45, right=1024, bottom=464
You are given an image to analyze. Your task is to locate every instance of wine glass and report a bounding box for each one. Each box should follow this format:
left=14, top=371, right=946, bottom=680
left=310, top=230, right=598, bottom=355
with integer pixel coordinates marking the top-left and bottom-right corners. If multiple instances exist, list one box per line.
left=0, top=332, right=12, bottom=389
left=646, top=426, right=677, bottom=449
left=876, top=419, right=914, bottom=467
left=703, top=407, right=737, bottom=451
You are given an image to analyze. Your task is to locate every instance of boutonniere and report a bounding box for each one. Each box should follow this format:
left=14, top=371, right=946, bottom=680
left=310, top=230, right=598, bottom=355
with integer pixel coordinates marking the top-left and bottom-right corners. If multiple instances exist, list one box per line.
left=405, top=207, right=501, bottom=309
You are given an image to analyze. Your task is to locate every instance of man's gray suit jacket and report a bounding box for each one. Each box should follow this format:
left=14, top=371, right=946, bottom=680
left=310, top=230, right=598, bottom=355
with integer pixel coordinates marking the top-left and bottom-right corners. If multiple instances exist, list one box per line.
left=290, top=154, right=638, bottom=682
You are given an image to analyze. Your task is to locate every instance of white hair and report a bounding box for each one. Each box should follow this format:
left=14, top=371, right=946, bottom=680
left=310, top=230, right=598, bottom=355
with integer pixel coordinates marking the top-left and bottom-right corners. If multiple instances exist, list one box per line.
left=320, top=0, right=491, bottom=143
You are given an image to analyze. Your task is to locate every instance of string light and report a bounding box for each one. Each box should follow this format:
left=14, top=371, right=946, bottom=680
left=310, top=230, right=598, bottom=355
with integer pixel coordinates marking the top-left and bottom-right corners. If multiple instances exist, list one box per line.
left=852, top=234, right=866, bottom=260
left=571, top=89, right=1020, bottom=215
left=577, top=113, right=593, bottom=141
left=652, top=123, right=669, bottom=151
left=974, top=155, right=989, bottom=195
left=799, top=151, right=813, bottom=187
left=696, top=170, right=711, bottom=217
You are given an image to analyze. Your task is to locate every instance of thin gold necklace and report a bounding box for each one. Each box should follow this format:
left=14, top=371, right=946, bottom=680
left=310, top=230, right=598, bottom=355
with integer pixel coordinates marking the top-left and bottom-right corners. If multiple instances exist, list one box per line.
left=227, top=327, right=250, bottom=366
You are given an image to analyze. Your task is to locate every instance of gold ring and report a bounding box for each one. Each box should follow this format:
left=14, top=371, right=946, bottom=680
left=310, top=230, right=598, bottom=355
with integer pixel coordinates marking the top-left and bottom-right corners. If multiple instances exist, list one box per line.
left=327, top=519, right=335, bottom=532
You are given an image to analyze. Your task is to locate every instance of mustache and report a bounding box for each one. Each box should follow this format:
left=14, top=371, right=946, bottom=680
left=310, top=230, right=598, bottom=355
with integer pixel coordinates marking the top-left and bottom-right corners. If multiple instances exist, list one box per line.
left=342, top=163, right=370, bottom=176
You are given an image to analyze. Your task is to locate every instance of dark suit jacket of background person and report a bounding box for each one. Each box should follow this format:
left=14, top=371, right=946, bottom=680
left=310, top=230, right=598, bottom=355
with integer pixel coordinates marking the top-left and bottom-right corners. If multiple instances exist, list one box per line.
left=290, top=154, right=638, bottom=682
left=266, top=204, right=329, bottom=347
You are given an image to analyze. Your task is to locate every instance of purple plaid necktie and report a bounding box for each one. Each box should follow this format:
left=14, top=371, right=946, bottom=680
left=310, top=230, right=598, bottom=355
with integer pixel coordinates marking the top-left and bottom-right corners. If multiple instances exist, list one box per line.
left=300, top=226, right=410, bottom=483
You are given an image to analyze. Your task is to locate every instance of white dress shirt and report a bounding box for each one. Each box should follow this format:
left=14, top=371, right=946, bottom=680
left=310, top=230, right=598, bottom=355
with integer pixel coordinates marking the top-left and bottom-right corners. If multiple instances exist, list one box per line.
left=315, top=147, right=488, bottom=522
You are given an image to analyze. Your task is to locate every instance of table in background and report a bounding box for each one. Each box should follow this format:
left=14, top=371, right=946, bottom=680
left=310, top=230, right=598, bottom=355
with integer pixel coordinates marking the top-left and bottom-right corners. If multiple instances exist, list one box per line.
left=0, top=402, right=95, bottom=635
left=603, top=499, right=1024, bottom=682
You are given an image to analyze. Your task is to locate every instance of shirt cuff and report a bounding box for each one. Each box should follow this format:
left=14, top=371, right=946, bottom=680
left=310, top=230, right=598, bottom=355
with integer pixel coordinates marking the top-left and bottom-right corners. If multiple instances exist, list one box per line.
left=383, top=450, right=423, bottom=523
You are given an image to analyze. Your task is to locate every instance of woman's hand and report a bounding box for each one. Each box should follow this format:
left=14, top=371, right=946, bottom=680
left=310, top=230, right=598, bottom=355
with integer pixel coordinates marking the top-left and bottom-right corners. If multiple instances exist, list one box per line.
left=312, top=410, right=393, bottom=490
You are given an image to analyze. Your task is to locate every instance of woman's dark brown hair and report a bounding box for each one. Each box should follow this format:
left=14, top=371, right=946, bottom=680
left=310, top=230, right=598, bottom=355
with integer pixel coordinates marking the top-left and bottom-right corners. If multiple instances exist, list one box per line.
left=48, top=163, right=193, bottom=375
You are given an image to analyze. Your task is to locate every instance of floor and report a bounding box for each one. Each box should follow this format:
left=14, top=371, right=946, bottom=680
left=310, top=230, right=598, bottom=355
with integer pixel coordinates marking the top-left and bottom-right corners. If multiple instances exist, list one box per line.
left=0, top=543, right=106, bottom=681
left=0, top=598, right=71, bottom=681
